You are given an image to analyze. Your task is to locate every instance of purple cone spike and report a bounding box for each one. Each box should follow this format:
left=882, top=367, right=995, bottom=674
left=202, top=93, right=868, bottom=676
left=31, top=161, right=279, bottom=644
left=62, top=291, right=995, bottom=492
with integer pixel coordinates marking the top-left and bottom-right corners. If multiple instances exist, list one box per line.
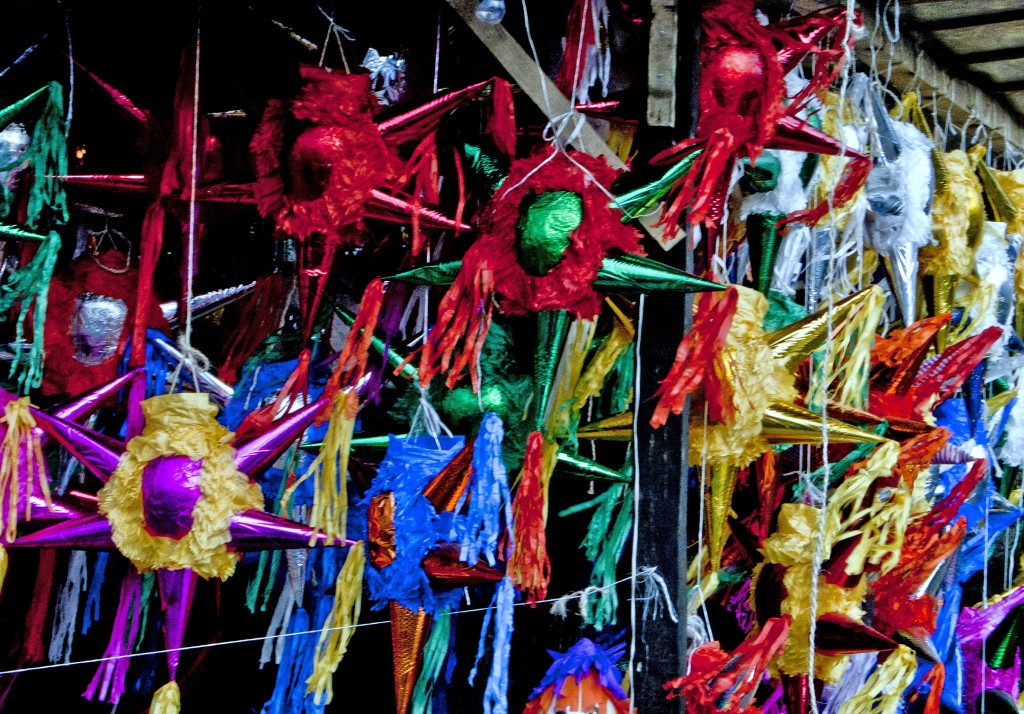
left=28, top=409, right=124, bottom=482
left=8, top=513, right=115, bottom=549
left=227, top=509, right=357, bottom=550
left=158, top=568, right=198, bottom=681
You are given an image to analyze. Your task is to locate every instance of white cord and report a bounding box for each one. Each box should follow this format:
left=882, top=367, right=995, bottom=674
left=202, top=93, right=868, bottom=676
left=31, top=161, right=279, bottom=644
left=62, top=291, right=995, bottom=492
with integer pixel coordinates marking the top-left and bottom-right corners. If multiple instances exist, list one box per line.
left=628, top=293, right=643, bottom=714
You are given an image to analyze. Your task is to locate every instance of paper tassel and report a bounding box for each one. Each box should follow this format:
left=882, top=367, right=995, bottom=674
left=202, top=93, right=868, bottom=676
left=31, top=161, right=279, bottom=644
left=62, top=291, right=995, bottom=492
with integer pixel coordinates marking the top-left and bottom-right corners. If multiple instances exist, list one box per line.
left=664, top=615, right=791, bottom=707
left=412, top=252, right=494, bottom=392
left=85, top=569, right=143, bottom=703
left=81, top=551, right=109, bottom=634
left=651, top=287, right=736, bottom=428
left=487, top=79, right=517, bottom=158
left=470, top=576, right=515, bottom=714
left=508, top=432, right=551, bottom=604
left=262, top=607, right=314, bottom=714
left=807, top=283, right=885, bottom=410
left=306, top=543, right=365, bottom=704
left=0, top=230, right=61, bottom=392
left=25, top=82, right=68, bottom=230
left=259, top=579, right=296, bottom=669
left=21, top=548, right=56, bottom=664
left=48, top=550, right=88, bottom=663
left=283, top=390, right=358, bottom=546
left=323, top=278, right=386, bottom=410
left=0, top=397, right=50, bottom=539
left=150, top=680, right=181, bottom=714
left=411, top=608, right=451, bottom=714
left=836, top=645, right=916, bottom=714
left=558, top=479, right=634, bottom=630
left=461, top=413, right=513, bottom=567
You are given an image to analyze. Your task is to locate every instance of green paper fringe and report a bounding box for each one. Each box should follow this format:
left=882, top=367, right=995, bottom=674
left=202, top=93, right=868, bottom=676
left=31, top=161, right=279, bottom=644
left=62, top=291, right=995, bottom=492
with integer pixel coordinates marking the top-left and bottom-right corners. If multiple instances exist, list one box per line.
left=410, top=608, right=451, bottom=714
left=0, top=229, right=61, bottom=392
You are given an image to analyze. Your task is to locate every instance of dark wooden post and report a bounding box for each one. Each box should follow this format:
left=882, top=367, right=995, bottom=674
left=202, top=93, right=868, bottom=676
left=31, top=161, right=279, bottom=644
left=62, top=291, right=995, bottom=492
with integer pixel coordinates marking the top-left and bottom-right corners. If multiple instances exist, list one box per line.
left=632, top=1, right=701, bottom=711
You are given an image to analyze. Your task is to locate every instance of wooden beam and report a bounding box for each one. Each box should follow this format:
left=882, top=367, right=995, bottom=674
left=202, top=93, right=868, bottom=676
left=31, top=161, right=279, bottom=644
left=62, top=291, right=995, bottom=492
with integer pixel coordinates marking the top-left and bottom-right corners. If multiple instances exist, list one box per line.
left=445, top=0, right=626, bottom=170
left=847, top=5, right=1024, bottom=151
left=992, top=79, right=1024, bottom=93
left=914, top=8, right=1024, bottom=32
left=957, top=46, right=1024, bottom=65
left=647, top=0, right=678, bottom=127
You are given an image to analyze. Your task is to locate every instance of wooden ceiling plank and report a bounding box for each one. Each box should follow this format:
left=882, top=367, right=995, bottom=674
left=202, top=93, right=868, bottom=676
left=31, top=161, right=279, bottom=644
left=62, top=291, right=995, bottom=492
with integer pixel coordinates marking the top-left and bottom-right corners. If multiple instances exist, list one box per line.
left=915, top=8, right=1024, bottom=32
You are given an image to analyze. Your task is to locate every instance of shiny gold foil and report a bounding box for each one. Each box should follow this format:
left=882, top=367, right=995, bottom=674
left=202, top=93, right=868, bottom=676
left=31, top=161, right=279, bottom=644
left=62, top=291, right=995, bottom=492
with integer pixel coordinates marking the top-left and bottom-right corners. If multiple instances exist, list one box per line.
left=390, top=602, right=431, bottom=714
left=761, top=402, right=890, bottom=445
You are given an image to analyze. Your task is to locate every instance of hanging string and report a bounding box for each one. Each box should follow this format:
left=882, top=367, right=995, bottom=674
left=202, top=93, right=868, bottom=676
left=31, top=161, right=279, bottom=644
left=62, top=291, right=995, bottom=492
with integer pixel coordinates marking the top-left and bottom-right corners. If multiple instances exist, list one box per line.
left=316, top=4, right=352, bottom=74
left=695, top=401, right=713, bottom=640
left=628, top=293, right=643, bottom=714
left=433, top=10, right=442, bottom=94
left=806, top=3, right=857, bottom=708
left=0, top=569, right=657, bottom=678
left=0, top=36, right=47, bottom=79
left=169, top=12, right=203, bottom=394
left=65, top=9, right=74, bottom=138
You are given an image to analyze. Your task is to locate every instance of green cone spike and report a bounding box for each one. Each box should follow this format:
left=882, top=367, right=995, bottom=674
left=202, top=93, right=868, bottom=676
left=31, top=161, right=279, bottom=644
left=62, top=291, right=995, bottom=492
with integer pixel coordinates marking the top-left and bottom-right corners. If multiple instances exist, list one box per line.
left=0, top=86, right=47, bottom=133
left=554, top=451, right=630, bottom=483
left=614, top=147, right=703, bottom=221
left=333, top=306, right=418, bottom=381
left=386, top=254, right=722, bottom=296
left=746, top=213, right=784, bottom=296
left=533, top=310, right=571, bottom=431
left=592, top=254, right=723, bottom=294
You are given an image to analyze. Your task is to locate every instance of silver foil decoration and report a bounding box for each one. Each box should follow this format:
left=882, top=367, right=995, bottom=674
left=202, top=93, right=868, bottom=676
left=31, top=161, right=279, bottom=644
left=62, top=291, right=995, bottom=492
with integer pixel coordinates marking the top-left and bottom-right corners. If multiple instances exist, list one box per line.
left=475, top=0, right=506, bottom=24
left=160, top=281, right=257, bottom=329
left=361, top=48, right=406, bottom=106
left=70, top=293, right=128, bottom=366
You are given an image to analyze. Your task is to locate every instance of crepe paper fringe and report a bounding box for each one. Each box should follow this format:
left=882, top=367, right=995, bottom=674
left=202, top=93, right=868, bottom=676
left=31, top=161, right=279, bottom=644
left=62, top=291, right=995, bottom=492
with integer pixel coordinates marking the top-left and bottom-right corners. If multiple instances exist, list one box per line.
left=555, top=0, right=611, bottom=105
left=81, top=551, right=109, bottom=635
left=0, top=397, right=50, bottom=540
left=0, top=230, right=61, bottom=392
left=460, top=412, right=513, bottom=567
left=556, top=472, right=634, bottom=630
left=808, top=284, right=885, bottom=412
left=84, top=568, right=143, bottom=704
left=21, top=548, right=56, bottom=664
left=487, top=79, right=517, bottom=159
left=469, top=576, right=514, bottom=714
left=651, top=287, right=736, bottom=428
left=25, top=81, right=68, bottom=230
left=322, top=278, right=385, bottom=413
left=260, top=579, right=295, bottom=670
left=284, top=390, right=357, bottom=546
left=48, top=550, right=88, bottom=664
left=509, top=432, right=551, bottom=604
left=664, top=615, right=791, bottom=708
left=836, top=645, right=917, bottom=714
left=411, top=607, right=451, bottom=714
left=261, top=607, right=315, bottom=714
left=306, top=544, right=365, bottom=705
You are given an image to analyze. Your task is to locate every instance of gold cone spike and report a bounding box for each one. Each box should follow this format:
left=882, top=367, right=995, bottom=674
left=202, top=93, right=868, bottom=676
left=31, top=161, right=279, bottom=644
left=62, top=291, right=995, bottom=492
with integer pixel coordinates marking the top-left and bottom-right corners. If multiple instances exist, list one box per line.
left=390, top=602, right=431, bottom=714
left=766, top=286, right=884, bottom=373
left=576, top=411, right=634, bottom=441
left=761, top=402, right=890, bottom=445
left=709, top=463, right=738, bottom=573
left=924, top=274, right=957, bottom=352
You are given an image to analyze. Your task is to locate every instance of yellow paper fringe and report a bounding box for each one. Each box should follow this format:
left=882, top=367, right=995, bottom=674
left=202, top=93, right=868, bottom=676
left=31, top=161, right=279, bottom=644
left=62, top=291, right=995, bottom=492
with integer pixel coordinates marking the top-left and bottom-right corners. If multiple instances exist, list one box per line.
left=690, top=287, right=797, bottom=468
left=755, top=504, right=866, bottom=683
left=0, top=545, right=7, bottom=595
left=544, top=318, right=596, bottom=440
left=921, top=150, right=984, bottom=278
left=0, top=397, right=50, bottom=541
left=837, top=645, right=917, bottom=714
left=98, top=394, right=264, bottom=580
left=150, top=680, right=181, bottom=714
left=307, top=542, right=365, bottom=705
left=284, top=390, right=358, bottom=546
left=948, top=275, right=996, bottom=346
left=808, top=285, right=884, bottom=411
left=824, top=441, right=906, bottom=576
left=568, top=300, right=634, bottom=417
